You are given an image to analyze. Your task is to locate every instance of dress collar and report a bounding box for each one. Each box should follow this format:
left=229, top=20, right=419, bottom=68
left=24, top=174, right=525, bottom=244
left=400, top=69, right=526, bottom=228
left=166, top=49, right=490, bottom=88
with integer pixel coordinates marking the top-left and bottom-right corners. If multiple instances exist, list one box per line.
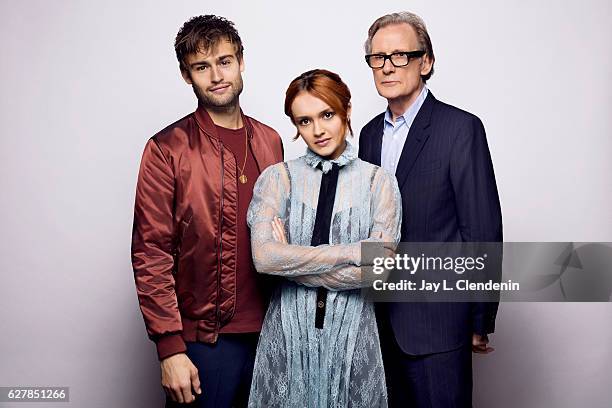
left=303, top=141, right=358, bottom=174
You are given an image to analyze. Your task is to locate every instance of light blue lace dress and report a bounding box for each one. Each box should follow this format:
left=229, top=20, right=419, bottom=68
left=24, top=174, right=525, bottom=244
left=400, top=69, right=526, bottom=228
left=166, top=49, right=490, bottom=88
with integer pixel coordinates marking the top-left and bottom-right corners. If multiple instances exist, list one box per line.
left=246, top=142, right=401, bottom=407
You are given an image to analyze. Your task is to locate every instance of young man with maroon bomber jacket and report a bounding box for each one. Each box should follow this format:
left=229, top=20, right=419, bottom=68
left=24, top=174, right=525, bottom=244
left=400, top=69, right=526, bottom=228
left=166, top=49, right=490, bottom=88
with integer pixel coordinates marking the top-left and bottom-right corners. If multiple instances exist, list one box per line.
left=131, top=15, right=283, bottom=407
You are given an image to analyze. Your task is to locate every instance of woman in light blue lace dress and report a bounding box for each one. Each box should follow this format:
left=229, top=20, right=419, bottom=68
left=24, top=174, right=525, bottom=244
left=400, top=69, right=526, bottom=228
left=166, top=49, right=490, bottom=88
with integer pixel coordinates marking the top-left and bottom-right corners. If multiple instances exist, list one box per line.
left=247, top=69, right=401, bottom=407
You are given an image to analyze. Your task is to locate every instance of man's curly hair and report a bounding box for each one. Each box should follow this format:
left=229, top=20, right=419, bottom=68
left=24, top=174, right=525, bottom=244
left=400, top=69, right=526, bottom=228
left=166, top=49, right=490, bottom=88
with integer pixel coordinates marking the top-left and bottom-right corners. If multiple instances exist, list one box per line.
left=175, top=15, right=244, bottom=73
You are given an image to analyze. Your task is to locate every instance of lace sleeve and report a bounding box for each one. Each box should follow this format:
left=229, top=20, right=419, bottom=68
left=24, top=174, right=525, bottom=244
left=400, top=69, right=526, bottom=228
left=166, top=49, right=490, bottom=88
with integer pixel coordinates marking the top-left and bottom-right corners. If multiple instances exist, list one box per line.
left=292, top=167, right=402, bottom=290
left=247, top=164, right=361, bottom=277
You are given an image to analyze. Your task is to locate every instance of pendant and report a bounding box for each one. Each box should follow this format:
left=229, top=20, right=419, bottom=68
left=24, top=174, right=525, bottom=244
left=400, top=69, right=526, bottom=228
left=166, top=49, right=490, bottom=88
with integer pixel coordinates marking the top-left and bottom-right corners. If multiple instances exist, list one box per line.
left=239, top=174, right=248, bottom=184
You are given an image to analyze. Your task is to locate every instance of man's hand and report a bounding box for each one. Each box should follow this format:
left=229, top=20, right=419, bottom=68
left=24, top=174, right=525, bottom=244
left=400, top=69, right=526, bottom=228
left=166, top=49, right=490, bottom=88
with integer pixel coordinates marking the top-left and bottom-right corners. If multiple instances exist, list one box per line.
left=472, top=333, right=494, bottom=354
left=160, top=353, right=201, bottom=403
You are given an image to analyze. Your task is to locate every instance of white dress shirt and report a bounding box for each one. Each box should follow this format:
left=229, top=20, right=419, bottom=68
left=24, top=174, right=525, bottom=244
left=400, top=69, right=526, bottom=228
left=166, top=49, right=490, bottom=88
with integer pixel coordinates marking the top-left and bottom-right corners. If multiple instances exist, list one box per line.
left=381, top=86, right=429, bottom=175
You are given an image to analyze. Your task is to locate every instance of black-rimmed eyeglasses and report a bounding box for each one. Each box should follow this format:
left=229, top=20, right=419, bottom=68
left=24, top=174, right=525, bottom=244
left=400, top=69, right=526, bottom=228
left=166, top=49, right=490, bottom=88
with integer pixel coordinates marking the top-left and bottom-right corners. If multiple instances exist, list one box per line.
left=365, top=50, right=426, bottom=69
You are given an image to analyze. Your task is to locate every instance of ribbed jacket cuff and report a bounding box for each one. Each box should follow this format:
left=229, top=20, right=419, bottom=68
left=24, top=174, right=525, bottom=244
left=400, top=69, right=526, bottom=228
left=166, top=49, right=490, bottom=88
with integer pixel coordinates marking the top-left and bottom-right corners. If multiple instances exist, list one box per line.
left=156, top=333, right=187, bottom=361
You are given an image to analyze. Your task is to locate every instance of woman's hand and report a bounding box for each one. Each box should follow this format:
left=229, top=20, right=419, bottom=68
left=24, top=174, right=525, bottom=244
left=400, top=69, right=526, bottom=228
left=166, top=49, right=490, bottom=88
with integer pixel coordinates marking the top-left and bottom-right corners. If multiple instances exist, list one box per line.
left=271, top=216, right=288, bottom=244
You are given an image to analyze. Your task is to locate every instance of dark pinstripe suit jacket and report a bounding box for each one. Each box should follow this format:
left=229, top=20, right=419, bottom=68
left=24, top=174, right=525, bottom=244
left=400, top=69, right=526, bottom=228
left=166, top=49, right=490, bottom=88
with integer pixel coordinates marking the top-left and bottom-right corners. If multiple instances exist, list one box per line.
left=359, top=91, right=503, bottom=355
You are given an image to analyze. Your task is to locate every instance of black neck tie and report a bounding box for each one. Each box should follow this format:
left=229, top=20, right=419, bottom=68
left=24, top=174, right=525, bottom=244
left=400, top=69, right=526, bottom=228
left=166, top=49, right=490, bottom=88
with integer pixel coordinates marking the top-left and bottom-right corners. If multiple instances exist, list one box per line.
left=311, top=163, right=340, bottom=329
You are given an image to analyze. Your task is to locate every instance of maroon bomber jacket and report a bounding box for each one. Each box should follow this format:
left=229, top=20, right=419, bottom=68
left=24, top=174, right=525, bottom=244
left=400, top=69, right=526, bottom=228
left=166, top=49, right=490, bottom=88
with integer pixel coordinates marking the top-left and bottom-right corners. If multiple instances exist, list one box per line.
left=131, top=105, right=283, bottom=360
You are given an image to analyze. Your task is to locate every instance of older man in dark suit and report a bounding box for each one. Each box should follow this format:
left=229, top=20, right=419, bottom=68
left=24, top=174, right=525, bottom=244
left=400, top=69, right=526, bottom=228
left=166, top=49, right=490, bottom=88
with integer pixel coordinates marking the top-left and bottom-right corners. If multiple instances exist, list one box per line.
left=359, top=12, right=503, bottom=408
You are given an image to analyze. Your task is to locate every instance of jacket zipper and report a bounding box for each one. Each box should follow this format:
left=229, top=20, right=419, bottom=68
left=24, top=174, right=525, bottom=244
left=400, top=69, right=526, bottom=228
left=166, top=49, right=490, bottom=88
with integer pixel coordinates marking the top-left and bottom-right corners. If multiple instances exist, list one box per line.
left=214, top=143, right=224, bottom=341
left=210, top=117, right=253, bottom=341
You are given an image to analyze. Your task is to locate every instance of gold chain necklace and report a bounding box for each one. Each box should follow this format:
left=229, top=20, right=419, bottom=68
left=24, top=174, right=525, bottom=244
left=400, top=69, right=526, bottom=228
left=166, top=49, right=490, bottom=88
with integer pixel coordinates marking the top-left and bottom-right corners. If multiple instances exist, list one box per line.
left=238, top=128, right=248, bottom=184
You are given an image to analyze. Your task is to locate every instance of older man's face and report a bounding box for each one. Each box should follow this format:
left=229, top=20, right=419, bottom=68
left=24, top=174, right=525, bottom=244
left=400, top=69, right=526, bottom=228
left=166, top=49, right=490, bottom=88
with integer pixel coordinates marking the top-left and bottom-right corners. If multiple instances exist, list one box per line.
left=369, top=23, right=432, bottom=107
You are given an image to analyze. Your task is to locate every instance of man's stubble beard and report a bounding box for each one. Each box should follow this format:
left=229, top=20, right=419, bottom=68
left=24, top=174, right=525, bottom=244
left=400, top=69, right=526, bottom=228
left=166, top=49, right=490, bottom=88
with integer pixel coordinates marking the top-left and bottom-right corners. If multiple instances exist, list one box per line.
left=193, top=76, right=244, bottom=113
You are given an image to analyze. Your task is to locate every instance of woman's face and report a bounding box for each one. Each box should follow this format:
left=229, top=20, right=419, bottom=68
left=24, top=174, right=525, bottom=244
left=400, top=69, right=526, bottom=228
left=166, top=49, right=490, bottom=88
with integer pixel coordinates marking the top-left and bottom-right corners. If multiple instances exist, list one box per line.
left=291, top=91, right=350, bottom=160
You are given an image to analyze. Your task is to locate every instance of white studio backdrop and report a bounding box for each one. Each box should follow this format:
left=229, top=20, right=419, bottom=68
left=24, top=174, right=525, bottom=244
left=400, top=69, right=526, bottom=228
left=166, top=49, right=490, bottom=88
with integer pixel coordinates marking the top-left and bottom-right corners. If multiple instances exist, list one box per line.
left=0, top=1, right=611, bottom=407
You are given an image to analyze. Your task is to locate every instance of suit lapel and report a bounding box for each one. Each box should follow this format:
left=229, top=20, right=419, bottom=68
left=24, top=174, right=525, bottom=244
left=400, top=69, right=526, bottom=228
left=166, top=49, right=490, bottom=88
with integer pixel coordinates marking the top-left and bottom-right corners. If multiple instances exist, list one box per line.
left=395, top=92, right=436, bottom=189
left=368, top=113, right=385, bottom=166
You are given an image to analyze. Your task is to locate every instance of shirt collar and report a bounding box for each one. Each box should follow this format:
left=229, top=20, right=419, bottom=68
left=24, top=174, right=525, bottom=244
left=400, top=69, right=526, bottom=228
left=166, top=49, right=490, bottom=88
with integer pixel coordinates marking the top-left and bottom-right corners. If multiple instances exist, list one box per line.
left=303, top=140, right=357, bottom=174
left=384, top=86, right=429, bottom=128
left=194, top=103, right=253, bottom=140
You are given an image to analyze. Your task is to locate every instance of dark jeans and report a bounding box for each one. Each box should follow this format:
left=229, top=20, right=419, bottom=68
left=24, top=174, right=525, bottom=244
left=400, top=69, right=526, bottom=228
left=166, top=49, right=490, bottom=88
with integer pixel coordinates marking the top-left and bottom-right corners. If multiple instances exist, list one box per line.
left=378, top=316, right=473, bottom=408
left=165, top=333, right=259, bottom=408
